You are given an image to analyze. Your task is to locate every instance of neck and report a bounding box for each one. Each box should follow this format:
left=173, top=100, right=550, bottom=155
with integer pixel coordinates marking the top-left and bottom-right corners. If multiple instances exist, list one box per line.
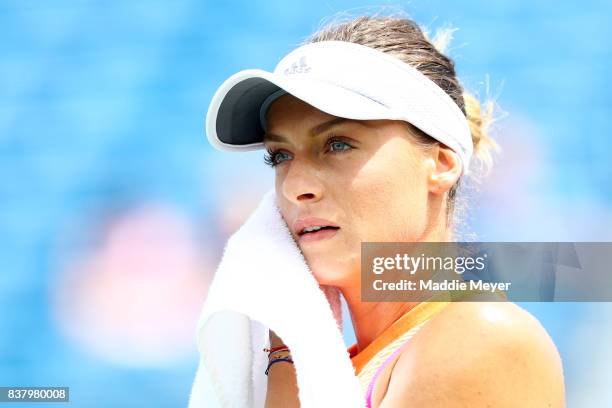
left=343, top=209, right=452, bottom=352
left=341, top=283, right=419, bottom=352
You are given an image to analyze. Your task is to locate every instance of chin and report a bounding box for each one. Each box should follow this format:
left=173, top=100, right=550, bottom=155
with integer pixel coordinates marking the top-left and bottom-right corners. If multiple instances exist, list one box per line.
left=308, top=262, right=349, bottom=287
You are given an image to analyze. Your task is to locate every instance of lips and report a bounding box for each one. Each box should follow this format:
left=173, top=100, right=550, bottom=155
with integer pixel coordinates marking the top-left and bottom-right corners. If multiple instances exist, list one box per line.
left=292, top=217, right=340, bottom=237
left=298, top=226, right=339, bottom=243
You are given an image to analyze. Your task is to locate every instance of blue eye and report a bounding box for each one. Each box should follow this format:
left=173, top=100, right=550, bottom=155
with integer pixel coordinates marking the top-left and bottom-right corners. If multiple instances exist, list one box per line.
left=275, top=151, right=291, bottom=163
left=327, top=136, right=353, bottom=153
left=263, top=149, right=291, bottom=167
left=329, top=140, right=351, bottom=152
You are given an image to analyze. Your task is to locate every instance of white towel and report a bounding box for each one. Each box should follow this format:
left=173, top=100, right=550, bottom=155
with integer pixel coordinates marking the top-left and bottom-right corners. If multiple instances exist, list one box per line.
left=188, top=188, right=366, bottom=408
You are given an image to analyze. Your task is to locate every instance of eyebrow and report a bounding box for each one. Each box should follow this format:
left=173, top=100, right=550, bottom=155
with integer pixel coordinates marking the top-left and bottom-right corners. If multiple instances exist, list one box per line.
left=263, top=117, right=358, bottom=143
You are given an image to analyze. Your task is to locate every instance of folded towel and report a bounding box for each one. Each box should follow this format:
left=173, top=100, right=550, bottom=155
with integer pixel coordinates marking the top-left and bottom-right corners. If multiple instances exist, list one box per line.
left=188, top=188, right=365, bottom=407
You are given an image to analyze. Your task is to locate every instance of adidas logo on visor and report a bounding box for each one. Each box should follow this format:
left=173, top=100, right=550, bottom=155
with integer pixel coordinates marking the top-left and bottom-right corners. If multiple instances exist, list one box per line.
left=283, top=56, right=311, bottom=75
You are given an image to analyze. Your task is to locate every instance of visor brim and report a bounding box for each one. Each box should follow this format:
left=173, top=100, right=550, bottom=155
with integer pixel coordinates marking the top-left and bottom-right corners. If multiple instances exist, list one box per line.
left=206, top=69, right=392, bottom=152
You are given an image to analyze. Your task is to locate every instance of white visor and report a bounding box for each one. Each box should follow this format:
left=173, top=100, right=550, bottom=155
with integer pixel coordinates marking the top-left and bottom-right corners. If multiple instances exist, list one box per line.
left=206, top=40, right=473, bottom=175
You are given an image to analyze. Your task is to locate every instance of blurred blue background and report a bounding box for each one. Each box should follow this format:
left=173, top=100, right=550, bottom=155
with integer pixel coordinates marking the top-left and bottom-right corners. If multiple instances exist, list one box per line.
left=1, top=0, right=611, bottom=406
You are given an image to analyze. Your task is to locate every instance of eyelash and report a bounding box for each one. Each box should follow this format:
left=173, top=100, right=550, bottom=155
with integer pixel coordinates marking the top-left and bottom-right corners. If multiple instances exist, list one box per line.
left=263, top=135, right=354, bottom=168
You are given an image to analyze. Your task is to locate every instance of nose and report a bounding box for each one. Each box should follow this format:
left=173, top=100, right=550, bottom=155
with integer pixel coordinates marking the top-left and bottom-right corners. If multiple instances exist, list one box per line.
left=280, top=157, right=324, bottom=204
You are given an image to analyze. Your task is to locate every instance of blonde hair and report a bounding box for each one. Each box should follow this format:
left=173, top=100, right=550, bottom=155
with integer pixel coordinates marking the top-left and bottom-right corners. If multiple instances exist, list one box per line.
left=303, top=11, right=502, bottom=236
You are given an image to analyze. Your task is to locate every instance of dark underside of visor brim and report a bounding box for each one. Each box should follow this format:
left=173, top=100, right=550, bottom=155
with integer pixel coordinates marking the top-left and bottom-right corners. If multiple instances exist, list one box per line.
left=216, top=77, right=281, bottom=146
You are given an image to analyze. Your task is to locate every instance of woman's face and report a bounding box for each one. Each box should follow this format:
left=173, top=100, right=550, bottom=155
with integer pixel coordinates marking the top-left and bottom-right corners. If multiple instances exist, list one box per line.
left=263, top=94, right=451, bottom=287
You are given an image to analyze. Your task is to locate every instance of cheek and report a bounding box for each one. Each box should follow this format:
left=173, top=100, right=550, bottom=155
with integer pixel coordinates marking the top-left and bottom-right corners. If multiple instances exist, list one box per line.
left=343, top=143, right=429, bottom=241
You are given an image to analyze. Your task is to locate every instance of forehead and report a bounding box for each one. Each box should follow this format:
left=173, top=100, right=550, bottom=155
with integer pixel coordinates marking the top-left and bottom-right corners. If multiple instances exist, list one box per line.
left=264, top=93, right=336, bottom=131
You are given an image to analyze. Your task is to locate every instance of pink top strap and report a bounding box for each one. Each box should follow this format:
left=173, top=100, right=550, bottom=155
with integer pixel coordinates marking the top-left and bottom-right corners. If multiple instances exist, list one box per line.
left=364, top=340, right=409, bottom=408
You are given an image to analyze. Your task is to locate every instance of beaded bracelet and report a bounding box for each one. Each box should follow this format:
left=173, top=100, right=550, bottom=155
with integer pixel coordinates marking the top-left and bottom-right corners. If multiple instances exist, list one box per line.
left=265, top=357, right=294, bottom=375
left=268, top=349, right=291, bottom=359
left=263, top=345, right=289, bottom=354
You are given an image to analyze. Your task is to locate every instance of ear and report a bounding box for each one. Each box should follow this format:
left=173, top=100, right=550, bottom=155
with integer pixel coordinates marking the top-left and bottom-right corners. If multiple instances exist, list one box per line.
left=427, top=144, right=462, bottom=195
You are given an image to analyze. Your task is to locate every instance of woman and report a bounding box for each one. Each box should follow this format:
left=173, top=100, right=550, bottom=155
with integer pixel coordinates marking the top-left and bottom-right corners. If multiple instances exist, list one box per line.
left=207, top=14, right=565, bottom=407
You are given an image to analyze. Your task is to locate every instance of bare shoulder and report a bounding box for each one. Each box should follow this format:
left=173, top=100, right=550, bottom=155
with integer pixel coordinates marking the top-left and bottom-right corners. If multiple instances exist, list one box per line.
left=379, top=301, right=565, bottom=408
